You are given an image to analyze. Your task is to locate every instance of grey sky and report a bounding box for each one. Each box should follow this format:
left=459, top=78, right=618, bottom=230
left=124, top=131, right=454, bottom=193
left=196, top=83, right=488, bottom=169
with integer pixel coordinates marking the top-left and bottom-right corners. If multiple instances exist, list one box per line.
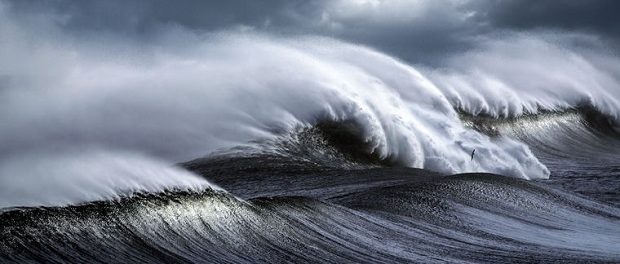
left=6, top=0, right=619, bottom=64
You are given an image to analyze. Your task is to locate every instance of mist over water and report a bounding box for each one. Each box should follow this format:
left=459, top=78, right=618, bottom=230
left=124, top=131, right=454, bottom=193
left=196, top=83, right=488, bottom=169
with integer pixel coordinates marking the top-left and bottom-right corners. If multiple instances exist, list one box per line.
left=1, top=2, right=620, bottom=207
left=0, top=150, right=214, bottom=208
left=427, top=33, right=620, bottom=123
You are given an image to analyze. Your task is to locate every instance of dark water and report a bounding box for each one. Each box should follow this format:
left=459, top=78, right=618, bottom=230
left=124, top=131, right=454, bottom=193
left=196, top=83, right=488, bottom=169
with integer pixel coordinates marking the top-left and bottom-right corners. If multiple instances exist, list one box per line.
left=1, top=110, right=620, bottom=263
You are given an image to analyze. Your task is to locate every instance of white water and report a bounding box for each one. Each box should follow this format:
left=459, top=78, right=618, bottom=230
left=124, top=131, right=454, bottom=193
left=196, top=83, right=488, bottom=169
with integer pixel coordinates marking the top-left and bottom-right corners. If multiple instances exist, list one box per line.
left=427, top=33, right=620, bottom=123
left=0, top=150, right=215, bottom=208
left=1, top=4, right=620, bottom=207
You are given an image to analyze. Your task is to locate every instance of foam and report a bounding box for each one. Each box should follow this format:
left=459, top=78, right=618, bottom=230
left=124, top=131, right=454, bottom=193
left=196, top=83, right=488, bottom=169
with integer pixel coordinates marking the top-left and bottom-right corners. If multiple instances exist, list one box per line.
left=0, top=150, right=215, bottom=208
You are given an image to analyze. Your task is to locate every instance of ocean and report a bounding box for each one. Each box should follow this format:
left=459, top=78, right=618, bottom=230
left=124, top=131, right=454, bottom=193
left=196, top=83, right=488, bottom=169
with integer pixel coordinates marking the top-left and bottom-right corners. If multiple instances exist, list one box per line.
left=1, top=34, right=619, bottom=263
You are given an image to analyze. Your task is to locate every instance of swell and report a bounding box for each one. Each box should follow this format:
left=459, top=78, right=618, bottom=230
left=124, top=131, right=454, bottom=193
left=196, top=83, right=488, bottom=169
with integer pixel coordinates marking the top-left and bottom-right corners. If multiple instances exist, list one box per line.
left=2, top=172, right=619, bottom=263
left=461, top=106, right=620, bottom=163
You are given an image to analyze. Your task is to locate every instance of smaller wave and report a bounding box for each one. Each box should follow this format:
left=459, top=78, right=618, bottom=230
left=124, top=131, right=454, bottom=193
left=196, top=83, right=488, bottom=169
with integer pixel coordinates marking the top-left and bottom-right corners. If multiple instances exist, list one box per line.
left=0, top=149, right=218, bottom=209
left=460, top=107, right=620, bottom=205
left=461, top=107, right=620, bottom=159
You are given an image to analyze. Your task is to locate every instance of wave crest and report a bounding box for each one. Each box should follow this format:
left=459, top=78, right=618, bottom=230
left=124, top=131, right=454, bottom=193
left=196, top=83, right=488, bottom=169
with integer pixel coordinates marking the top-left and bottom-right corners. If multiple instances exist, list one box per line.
left=4, top=13, right=620, bottom=197
left=0, top=31, right=553, bottom=180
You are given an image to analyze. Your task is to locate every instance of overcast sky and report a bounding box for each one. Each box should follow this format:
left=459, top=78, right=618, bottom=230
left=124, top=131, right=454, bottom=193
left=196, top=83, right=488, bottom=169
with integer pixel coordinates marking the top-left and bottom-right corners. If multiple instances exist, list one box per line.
left=5, top=0, right=619, bottom=65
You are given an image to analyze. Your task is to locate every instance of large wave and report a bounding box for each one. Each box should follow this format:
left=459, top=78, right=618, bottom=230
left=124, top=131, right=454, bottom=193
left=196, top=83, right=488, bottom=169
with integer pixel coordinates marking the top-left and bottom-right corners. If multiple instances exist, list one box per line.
left=1, top=2, right=620, bottom=207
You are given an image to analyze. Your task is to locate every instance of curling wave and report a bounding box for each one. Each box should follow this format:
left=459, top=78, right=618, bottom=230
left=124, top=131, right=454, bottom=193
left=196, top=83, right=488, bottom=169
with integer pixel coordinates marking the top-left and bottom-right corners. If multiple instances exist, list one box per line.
left=1, top=5, right=620, bottom=206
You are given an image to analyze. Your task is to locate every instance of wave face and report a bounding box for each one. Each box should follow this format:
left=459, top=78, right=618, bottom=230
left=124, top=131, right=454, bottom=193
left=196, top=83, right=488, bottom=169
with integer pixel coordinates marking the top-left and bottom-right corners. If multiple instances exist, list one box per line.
left=2, top=169, right=619, bottom=263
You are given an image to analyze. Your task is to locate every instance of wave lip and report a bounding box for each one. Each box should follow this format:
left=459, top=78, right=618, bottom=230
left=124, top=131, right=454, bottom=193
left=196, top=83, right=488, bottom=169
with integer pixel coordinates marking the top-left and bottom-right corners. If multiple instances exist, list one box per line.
left=0, top=150, right=217, bottom=209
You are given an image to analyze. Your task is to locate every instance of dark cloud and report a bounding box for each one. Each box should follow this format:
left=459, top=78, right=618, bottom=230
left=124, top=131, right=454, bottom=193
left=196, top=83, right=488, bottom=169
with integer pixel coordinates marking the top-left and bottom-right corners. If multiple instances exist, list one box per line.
left=5, top=0, right=619, bottom=64
left=479, top=0, right=620, bottom=38
left=7, top=0, right=305, bottom=33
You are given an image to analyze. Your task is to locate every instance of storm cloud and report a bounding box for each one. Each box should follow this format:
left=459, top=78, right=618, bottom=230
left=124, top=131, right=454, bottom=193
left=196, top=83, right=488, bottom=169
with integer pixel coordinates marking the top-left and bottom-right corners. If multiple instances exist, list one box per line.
left=6, top=0, right=619, bottom=64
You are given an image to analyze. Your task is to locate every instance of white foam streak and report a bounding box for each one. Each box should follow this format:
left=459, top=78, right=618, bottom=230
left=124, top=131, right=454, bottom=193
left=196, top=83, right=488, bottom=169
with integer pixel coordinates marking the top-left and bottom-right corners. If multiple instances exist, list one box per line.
left=0, top=150, right=215, bottom=208
left=427, top=34, right=620, bottom=122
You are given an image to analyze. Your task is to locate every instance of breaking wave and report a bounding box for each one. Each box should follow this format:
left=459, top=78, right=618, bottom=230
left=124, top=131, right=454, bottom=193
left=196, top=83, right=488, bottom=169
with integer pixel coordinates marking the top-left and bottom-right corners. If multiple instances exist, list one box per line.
left=1, top=4, right=620, bottom=207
